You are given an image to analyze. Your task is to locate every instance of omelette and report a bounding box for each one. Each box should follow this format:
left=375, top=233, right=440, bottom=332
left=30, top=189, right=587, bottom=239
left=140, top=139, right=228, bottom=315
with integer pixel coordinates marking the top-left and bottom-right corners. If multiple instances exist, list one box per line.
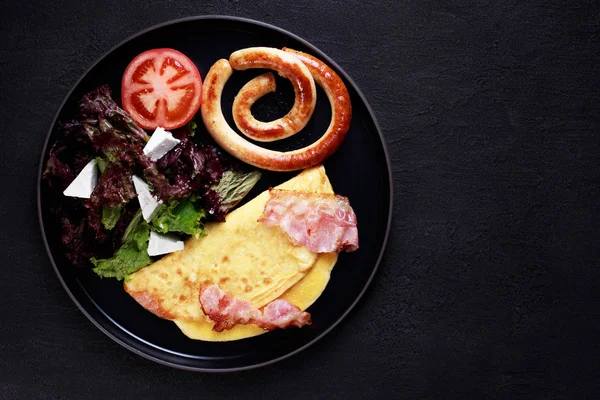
left=124, top=165, right=339, bottom=341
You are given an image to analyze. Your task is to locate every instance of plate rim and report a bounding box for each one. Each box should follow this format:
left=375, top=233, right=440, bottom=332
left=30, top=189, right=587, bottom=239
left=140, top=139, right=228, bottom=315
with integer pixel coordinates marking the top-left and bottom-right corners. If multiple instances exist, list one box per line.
left=36, top=14, right=393, bottom=372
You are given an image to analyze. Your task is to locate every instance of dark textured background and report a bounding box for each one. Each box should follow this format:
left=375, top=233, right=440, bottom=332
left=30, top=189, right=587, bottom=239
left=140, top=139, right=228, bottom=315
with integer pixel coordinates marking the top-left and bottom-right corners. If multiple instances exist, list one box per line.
left=1, top=0, right=599, bottom=398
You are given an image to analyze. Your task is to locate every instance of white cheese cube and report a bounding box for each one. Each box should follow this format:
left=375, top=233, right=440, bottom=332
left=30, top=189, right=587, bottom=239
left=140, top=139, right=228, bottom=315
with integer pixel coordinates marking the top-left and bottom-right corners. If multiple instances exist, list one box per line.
left=131, top=175, right=162, bottom=222
left=143, top=127, right=180, bottom=161
left=63, top=159, right=98, bottom=199
left=147, top=231, right=184, bottom=256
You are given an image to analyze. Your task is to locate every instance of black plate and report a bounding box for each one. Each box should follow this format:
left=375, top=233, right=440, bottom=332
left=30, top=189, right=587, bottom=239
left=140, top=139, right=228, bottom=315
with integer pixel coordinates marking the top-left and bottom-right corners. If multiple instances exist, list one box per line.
left=37, top=16, right=392, bottom=372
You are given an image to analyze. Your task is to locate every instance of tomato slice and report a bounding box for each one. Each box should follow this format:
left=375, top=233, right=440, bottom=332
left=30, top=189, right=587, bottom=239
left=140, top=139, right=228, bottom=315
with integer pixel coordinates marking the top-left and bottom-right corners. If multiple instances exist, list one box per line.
left=121, top=48, right=202, bottom=130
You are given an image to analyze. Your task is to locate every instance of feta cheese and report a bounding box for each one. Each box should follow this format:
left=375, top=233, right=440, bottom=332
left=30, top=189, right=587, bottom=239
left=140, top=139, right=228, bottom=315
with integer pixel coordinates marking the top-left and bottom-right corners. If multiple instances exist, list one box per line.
left=131, top=175, right=162, bottom=222
left=63, top=159, right=98, bottom=199
left=143, top=127, right=180, bottom=161
left=147, top=231, right=184, bottom=256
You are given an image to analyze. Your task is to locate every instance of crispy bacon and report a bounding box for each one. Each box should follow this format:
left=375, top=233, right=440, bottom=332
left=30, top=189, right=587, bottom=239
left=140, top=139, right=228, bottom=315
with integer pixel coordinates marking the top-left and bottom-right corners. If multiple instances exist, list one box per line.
left=258, top=189, right=359, bottom=253
left=199, top=284, right=311, bottom=332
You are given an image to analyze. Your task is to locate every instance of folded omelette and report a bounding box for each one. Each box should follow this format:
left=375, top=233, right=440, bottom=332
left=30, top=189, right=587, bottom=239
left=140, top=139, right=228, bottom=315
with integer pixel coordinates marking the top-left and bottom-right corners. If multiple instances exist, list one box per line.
left=124, top=165, right=338, bottom=341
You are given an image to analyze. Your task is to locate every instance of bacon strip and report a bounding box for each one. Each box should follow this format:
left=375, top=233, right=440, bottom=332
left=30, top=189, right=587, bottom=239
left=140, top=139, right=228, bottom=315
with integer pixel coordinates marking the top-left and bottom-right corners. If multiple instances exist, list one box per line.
left=258, top=189, right=359, bottom=253
left=199, top=284, right=311, bottom=332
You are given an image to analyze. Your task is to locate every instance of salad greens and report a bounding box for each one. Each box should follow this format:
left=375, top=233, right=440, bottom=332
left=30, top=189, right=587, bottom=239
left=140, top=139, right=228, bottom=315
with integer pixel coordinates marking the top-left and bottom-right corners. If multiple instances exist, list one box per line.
left=100, top=205, right=122, bottom=230
left=187, top=119, right=198, bottom=137
left=43, top=85, right=261, bottom=280
left=210, top=170, right=261, bottom=216
left=151, top=197, right=207, bottom=237
left=91, top=211, right=151, bottom=280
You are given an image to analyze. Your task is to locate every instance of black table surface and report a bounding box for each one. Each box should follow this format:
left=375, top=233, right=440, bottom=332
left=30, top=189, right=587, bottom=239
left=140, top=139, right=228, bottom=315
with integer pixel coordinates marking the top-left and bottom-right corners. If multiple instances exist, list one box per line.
left=2, top=0, right=599, bottom=398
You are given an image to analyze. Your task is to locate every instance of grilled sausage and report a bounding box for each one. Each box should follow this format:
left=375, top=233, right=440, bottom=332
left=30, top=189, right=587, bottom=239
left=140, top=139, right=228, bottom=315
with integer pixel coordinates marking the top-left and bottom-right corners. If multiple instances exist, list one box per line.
left=201, top=48, right=352, bottom=171
left=230, top=47, right=316, bottom=142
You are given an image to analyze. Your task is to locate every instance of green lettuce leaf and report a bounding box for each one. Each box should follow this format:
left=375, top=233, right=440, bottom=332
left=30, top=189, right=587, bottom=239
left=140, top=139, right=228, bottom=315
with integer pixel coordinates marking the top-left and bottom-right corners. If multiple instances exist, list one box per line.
left=91, top=210, right=151, bottom=280
left=121, top=209, right=143, bottom=243
left=151, top=198, right=206, bottom=237
left=95, top=157, right=108, bottom=174
left=101, top=205, right=122, bottom=230
left=212, top=170, right=261, bottom=215
left=187, top=119, right=198, bottom=137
